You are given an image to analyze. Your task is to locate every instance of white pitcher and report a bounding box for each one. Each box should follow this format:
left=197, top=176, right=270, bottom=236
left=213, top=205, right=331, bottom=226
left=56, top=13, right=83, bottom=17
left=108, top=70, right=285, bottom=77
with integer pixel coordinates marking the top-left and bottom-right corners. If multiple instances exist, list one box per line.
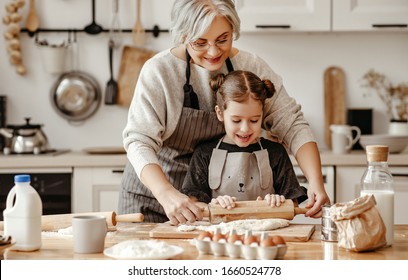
left=330, top=124, right=361, bottom=154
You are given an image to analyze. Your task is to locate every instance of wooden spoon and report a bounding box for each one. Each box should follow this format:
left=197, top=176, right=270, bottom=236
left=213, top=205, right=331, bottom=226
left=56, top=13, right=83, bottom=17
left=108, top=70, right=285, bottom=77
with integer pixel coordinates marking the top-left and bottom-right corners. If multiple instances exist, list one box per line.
left=26, top=0, right=39, bottom=33
left=132, top=0, right=145, bottom=46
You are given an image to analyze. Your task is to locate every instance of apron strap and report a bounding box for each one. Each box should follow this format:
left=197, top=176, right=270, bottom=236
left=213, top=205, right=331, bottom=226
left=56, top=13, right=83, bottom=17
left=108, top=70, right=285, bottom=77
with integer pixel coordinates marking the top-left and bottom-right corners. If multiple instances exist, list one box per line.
left=254, top=150, right=273, bottom=191
left=184, top=49, right=200, bottom=109
left=208, top=148, right=228, bottom=189
left=226, top=57, right=234, bottom=72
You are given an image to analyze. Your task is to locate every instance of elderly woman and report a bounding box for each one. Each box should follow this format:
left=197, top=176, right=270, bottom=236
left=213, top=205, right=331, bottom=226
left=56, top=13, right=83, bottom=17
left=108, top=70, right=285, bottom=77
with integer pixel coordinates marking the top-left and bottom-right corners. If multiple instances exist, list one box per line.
left=119, top=0, right=329, bottom=224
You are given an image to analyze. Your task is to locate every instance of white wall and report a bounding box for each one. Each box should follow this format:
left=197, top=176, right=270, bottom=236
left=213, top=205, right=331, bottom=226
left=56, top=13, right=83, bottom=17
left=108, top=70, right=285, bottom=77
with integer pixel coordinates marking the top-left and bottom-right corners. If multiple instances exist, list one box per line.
left=1, top=0, right=407, bottom=152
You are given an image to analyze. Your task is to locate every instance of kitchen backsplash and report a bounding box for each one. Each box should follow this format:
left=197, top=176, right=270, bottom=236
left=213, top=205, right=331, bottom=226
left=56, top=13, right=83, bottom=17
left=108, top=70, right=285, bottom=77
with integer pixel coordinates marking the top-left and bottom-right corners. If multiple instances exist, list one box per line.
left=1, top=0, right=407, bottom=152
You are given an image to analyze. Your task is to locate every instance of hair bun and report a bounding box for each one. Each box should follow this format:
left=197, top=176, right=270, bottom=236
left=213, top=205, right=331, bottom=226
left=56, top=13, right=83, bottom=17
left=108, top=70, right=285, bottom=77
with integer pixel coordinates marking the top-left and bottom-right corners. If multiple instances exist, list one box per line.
left=210, top=73, right=227, bottom=92
left=262, top=79, right=276, bottom=98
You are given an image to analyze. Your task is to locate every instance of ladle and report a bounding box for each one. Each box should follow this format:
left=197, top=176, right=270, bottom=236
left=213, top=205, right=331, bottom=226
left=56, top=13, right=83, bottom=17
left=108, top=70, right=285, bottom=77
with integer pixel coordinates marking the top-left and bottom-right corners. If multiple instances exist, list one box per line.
left=84, top=0, right=103, bottom=35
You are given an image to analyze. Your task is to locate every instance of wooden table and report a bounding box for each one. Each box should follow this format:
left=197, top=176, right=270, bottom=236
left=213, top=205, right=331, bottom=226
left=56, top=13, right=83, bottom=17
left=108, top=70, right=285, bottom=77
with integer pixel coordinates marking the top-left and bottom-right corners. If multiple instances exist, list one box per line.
left=2, top=224, right=407, bottom=260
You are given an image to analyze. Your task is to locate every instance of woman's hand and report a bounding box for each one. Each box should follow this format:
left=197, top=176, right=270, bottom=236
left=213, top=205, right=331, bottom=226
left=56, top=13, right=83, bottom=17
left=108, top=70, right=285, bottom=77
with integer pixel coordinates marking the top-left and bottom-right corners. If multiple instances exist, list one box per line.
left=304, top=184, right=330, bottom=218
left=294, top=142, right=331, bottom=218
left=256, top=194, right=285, bottom=207
left=158, top=188, right=203, bottom=225
left=211, top=195, right=236, bottom=210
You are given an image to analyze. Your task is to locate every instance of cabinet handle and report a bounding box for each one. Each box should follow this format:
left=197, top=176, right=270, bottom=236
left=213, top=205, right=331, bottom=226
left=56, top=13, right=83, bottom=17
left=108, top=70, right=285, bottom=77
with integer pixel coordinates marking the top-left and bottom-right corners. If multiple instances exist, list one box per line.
left=255, top=25, right=291, bottom=29
left=391, top=173, right=408, bottom=178
left=112, top=169, right=124, bottom=173
left=372, top=24, right=407, bottom=28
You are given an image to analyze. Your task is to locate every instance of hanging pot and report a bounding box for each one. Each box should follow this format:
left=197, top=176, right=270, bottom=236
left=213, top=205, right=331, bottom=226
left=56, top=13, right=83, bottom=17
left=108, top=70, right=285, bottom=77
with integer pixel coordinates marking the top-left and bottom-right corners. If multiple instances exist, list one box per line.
left=50, top=32, right=101, bottom=122
left=50, top=71, right=101, bottom=122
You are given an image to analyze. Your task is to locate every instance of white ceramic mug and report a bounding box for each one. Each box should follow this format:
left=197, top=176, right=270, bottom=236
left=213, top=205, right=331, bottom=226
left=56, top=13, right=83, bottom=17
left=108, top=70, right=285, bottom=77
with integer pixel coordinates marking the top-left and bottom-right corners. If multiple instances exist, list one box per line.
left=72, top=215, right=107, bottom=254
left=330, top=124, right=361, bottom=154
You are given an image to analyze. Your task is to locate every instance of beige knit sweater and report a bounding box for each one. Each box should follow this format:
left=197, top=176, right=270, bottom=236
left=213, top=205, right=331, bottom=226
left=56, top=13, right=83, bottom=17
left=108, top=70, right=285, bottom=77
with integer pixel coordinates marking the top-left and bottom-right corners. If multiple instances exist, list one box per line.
left=123, top=48, right=315, bottom=178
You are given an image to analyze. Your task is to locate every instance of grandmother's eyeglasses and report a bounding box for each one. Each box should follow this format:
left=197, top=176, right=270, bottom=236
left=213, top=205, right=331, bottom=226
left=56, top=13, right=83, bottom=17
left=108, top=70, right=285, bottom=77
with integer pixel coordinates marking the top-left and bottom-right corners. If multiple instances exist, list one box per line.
left=189, top=35, right=232, bottom=52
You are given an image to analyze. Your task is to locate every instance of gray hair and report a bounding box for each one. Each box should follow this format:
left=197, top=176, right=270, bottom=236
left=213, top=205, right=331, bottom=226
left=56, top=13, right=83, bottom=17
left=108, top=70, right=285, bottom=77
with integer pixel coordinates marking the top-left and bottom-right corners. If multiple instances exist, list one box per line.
left=170, top=0, right=241, bottom=46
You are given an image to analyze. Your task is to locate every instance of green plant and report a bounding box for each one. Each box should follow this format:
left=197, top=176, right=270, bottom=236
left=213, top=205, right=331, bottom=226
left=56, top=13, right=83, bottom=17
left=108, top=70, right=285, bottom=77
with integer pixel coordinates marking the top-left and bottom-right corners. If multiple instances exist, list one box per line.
left=361, top=69, right=408, bottom=120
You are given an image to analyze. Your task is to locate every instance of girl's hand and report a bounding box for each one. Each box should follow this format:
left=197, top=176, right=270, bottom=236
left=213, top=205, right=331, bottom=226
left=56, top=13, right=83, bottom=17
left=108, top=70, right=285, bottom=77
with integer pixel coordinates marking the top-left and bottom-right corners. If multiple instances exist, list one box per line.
left=257, top=194, right=285, bottom=207
left=211, top=195, right=236, bottom=210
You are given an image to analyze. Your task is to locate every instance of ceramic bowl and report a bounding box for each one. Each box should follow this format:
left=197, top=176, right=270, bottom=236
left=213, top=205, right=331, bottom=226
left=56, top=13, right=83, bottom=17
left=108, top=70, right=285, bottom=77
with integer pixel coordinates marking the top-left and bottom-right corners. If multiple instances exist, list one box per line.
left=359, top=134, right=408, bottom=153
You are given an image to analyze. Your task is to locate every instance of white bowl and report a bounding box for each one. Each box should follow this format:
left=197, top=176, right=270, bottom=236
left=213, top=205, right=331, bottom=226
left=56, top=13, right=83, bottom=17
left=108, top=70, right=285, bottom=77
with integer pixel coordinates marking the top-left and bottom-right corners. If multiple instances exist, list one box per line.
left=359, top=134, right=408, bottom=153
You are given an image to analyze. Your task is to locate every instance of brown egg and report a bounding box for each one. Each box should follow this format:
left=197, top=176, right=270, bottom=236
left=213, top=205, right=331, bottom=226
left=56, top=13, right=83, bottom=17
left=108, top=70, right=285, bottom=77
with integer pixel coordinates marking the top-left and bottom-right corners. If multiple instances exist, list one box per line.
left=260, top=237, right=276, bottom=247
left=213, top=233, right=226, bottom=242
left=227, top=234, right=243, bottom=244
left=244, top=235, right=259, bottom=246
left=271, top=235, right=286, bottom=245
left=198, top=231, right=213, bottom=241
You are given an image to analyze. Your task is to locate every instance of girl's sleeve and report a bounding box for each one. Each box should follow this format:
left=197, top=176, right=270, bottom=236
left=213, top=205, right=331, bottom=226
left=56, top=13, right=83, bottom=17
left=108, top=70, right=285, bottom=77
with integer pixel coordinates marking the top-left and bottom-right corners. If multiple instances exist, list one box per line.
left=271, top=144, right=308, bottom=203
left=180, top=145, right=212, bottom=203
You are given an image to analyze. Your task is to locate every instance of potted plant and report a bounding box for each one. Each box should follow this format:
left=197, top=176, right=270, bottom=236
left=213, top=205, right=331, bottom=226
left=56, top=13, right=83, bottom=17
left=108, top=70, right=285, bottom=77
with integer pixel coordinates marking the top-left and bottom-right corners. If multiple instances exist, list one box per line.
left=361, top=69, right=408, bottom=135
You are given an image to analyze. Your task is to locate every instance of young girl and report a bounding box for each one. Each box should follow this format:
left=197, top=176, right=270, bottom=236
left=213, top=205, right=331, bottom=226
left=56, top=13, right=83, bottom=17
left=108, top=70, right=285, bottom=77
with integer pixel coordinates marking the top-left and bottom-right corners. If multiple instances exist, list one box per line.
left=181, top=70, right=308, bottom=210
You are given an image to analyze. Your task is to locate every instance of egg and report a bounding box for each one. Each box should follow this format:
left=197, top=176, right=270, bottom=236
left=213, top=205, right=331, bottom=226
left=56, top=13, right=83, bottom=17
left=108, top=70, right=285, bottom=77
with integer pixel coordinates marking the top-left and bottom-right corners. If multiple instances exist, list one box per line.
left=260, top=237, right=276, bottom=247
left=213, top=233, right=226, bottom=242
left=198, top=231, right=213, bottom=241
left=244, top=235, right=259, bottom=246
left=227, top=234, right=243, bottom=244
left=271, top=235, right=286, bottom=245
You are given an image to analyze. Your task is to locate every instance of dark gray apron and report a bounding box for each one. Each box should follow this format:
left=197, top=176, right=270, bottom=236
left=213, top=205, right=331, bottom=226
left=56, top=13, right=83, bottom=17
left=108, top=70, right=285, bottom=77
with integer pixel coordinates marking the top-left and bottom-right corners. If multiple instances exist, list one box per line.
left=208, top=138, right=274, bottom=200
left=119, top=50, right=233, bottom=222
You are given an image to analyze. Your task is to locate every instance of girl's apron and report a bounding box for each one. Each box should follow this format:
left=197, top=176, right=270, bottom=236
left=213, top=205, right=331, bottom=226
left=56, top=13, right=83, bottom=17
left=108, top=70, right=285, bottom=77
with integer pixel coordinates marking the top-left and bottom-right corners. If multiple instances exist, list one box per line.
left=119, top=50, right=234, bottom=222
left=208, top=139, right=274, bottom=200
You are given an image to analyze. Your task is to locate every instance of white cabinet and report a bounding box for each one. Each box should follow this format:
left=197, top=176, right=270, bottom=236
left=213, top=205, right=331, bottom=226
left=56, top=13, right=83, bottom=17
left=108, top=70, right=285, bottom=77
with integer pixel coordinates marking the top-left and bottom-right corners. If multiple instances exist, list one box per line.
left=235, top=0, right=331, bottom=32
left=336, top=166, right=408, bottom=224
left=235, top=0, right=408, bottom=32
left=73, top=167, right=124, bottom=213
left=332, top=0, right=408, bottom=31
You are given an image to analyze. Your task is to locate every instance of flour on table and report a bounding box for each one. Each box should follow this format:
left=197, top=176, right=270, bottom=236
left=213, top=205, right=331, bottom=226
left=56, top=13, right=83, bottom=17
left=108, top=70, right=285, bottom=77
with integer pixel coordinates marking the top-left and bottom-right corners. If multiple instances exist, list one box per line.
left=177, top=218, right=290, bottom=235
left=108, top=240, right=175, bottom=258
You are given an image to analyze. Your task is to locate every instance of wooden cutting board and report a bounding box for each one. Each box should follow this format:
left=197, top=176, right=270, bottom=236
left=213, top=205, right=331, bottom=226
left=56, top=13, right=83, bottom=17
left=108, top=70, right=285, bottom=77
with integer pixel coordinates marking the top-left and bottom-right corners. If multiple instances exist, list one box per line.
left=149, top=223, right=315, bottom=242
left=324, top=66, right=347, bottom=149
left=117, top=45, right=156, bottom=107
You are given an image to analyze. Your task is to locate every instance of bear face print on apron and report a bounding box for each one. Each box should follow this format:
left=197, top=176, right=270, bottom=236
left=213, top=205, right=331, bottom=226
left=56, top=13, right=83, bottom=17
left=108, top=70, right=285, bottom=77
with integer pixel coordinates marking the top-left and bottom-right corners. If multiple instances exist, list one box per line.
left=208, top=138, right=274, bottom=200
left=119, top=50, right=234, bottom=222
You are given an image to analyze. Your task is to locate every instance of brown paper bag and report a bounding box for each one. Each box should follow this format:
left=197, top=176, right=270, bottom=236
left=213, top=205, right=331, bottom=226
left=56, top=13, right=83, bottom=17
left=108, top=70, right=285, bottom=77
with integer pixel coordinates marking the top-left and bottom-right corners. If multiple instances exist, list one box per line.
left=329, top=194, right=386, bottom=252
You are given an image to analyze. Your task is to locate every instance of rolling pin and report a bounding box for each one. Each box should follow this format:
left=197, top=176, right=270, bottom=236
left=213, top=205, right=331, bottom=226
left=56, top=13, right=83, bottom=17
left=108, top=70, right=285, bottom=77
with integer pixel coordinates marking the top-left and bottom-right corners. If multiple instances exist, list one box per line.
left=0, top=211, right=144, bottom=232
left=202, top=200, right=308, bottom=224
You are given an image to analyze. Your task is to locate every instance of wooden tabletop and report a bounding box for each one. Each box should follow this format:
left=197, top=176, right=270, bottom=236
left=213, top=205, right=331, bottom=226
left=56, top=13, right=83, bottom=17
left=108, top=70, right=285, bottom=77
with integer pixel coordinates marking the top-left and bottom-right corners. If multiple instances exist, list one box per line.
left=2, top=224, right=407, bottom=260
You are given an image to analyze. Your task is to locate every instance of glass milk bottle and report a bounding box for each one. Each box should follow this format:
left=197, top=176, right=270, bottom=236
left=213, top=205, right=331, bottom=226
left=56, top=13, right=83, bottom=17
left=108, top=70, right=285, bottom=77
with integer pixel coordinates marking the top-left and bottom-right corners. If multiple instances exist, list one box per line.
left=360, top=145, right=394, bottom=246
left=3, top=174, right=42, bottom=251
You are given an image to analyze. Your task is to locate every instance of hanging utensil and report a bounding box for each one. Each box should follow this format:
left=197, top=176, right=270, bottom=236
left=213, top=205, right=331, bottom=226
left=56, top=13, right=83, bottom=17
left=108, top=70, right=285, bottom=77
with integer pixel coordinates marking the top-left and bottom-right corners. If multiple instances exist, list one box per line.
left=324, top=66, right=346, bottom=149
left=109, top=0, right=122, bottom=48
left=84, top=0, right=103, bottom=35
left=26, top=0, right=39, bottom=33
left=104, top=39, right=118, bottom=105
left=132, top=0, right=145, bottom=46
left=51, top=31, right=101, bottom=122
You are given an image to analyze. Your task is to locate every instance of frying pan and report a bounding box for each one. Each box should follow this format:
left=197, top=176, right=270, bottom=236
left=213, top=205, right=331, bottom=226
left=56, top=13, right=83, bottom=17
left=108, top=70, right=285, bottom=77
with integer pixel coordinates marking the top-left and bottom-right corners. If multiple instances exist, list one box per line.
left=50, top=32, right=101, bottom=122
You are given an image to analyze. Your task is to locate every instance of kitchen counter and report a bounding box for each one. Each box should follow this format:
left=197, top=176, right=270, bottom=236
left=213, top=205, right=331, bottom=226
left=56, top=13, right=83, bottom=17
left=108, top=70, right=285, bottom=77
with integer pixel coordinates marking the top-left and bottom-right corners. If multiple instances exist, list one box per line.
left=1, top=150, right=407, bottom=169
left=2, top=224, right=407, bottom=260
